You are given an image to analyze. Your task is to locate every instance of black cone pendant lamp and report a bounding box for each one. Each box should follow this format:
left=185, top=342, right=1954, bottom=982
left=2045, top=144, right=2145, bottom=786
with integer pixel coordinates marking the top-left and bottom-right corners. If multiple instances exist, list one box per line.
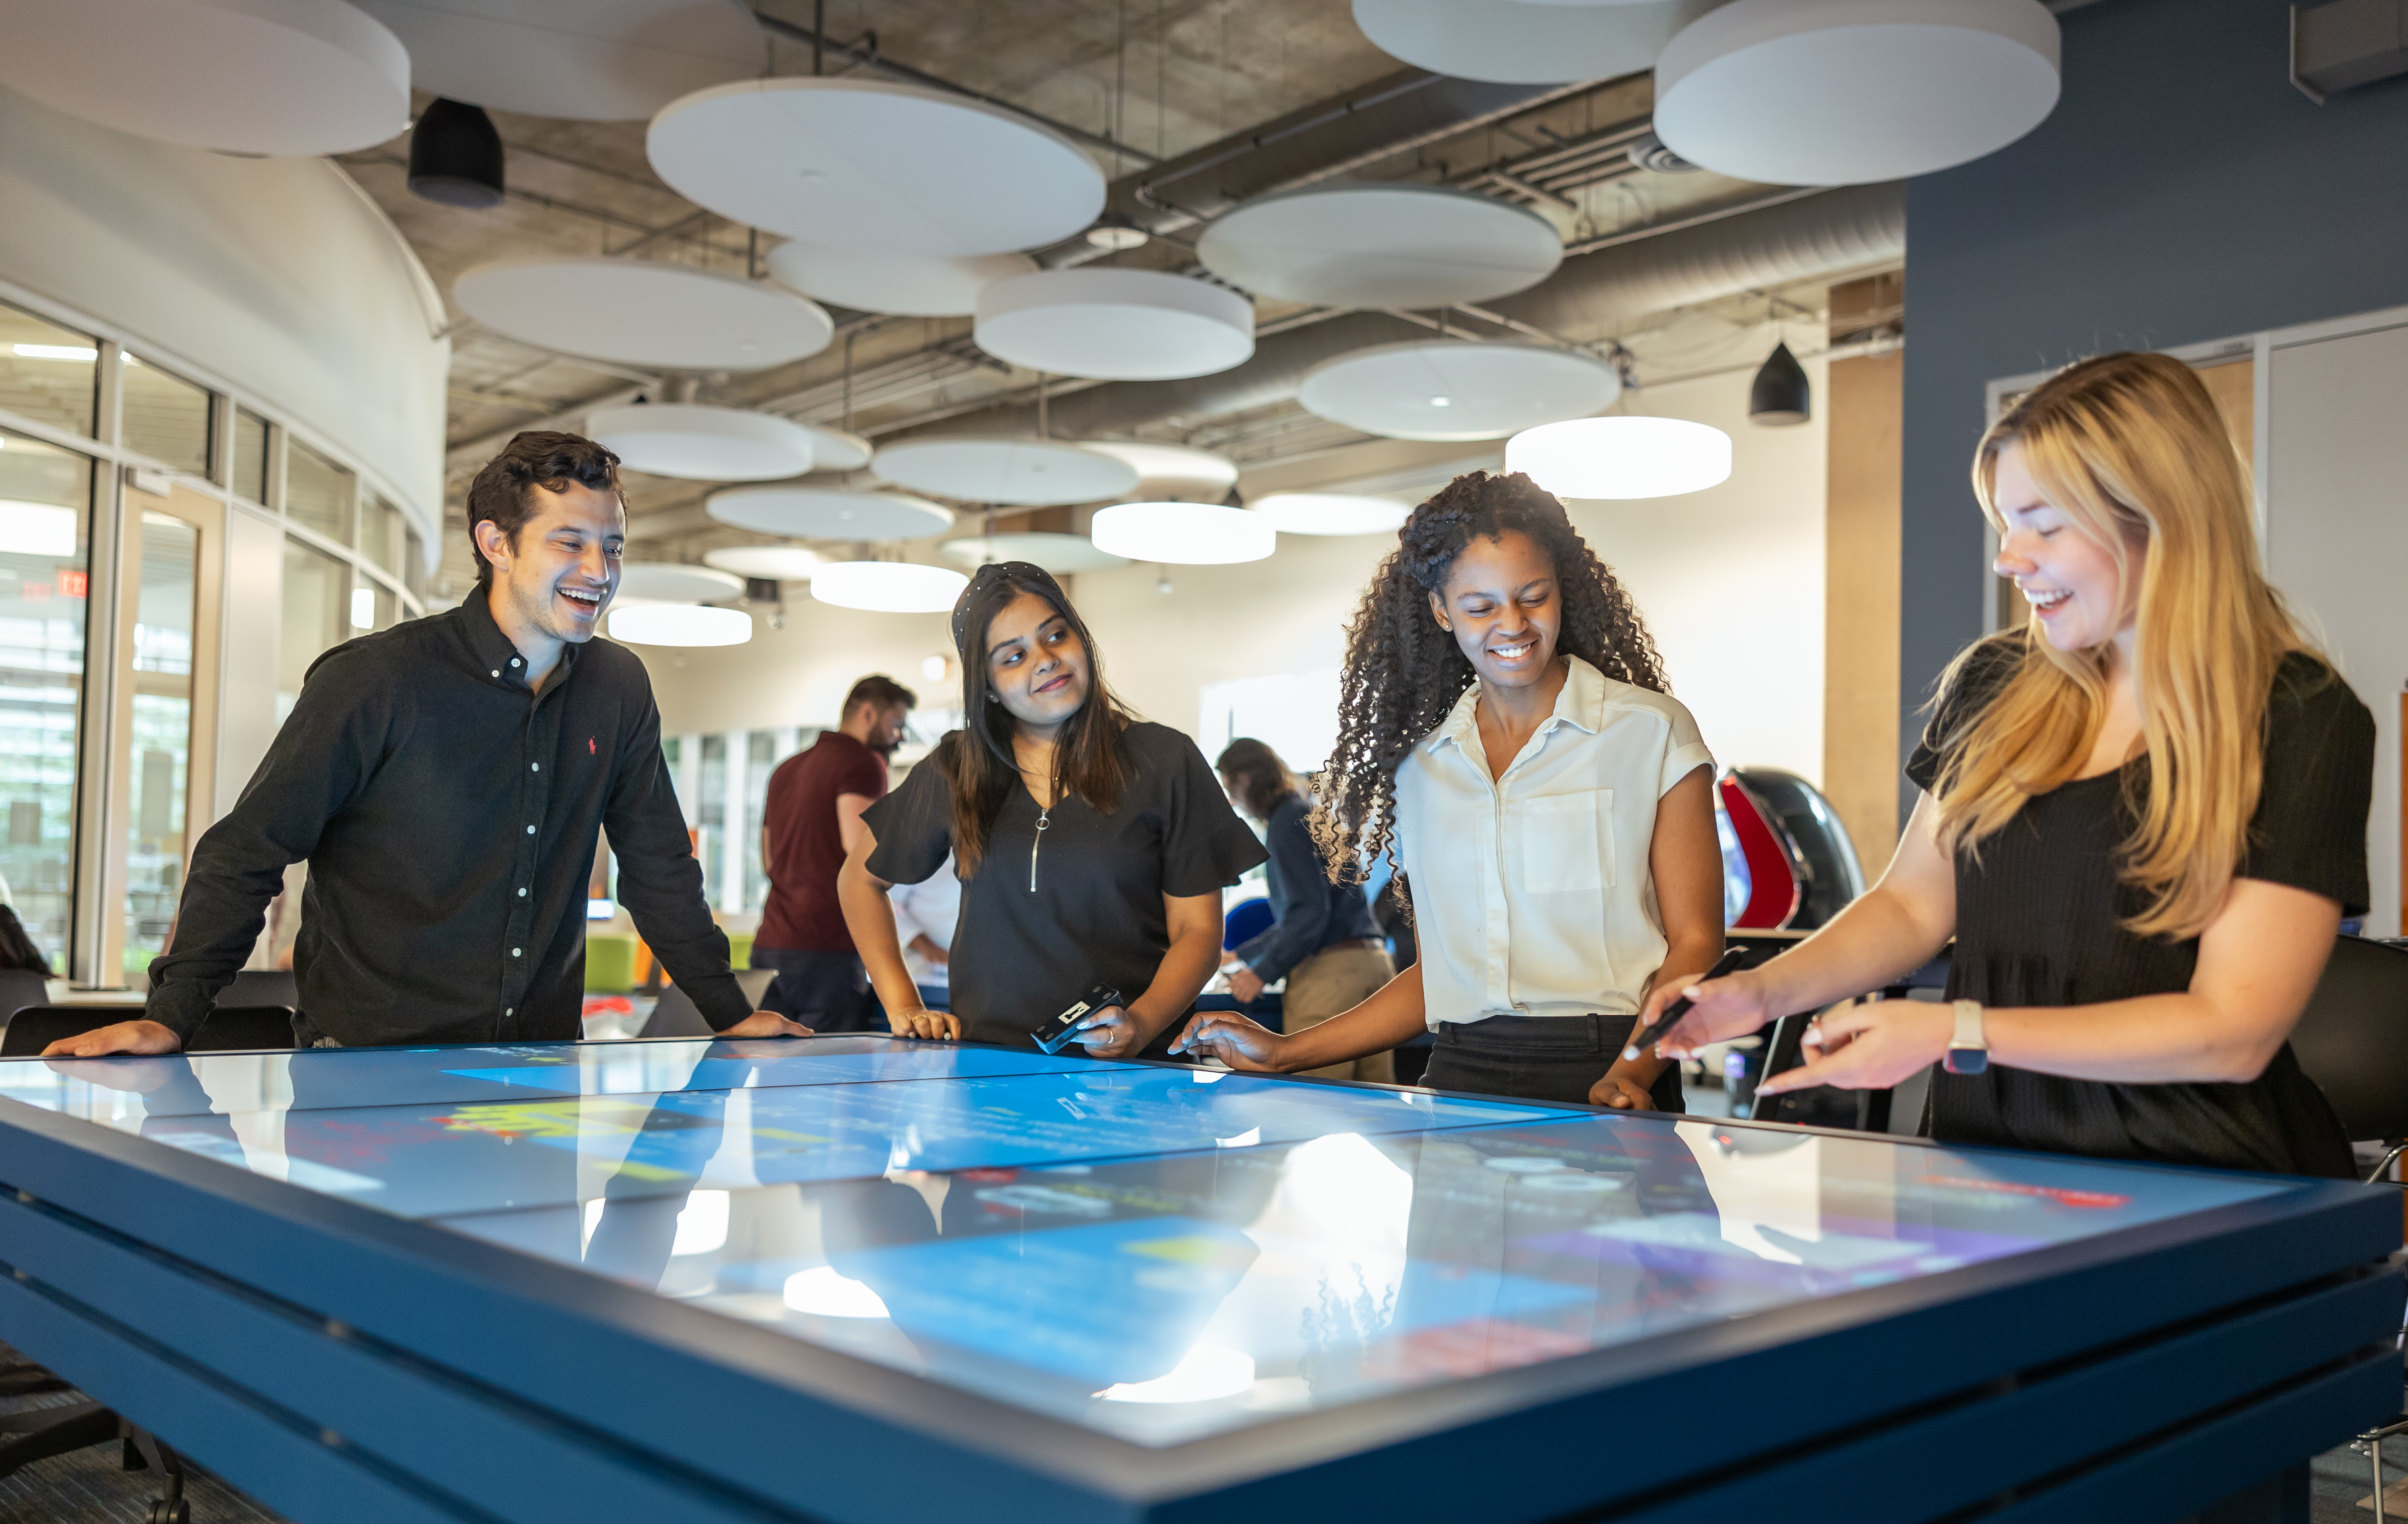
left=1748, top=340, right=1811, bottom=426
left=408, top=98, right=505, bottom=210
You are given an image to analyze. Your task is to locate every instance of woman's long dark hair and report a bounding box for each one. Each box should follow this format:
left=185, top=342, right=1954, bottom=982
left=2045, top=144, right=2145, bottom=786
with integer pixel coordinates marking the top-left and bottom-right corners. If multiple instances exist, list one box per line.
left=0, top=905, right=49, bottom=975
left=1311, top=470, right=1669, bottom=880
left=1215, top=737, right=1302, bottom=821
left=940, top=562, right=1134, bottom=876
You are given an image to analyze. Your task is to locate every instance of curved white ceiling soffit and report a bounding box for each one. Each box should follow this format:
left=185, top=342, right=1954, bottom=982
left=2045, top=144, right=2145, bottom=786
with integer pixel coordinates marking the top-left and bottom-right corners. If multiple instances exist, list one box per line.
left=354, top=0, right=761, bottom=121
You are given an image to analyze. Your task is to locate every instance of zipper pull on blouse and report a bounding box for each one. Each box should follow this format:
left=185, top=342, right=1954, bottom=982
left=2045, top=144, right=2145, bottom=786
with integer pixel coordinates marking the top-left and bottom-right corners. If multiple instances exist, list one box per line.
left=1030, top=805, right=1051, bottom=892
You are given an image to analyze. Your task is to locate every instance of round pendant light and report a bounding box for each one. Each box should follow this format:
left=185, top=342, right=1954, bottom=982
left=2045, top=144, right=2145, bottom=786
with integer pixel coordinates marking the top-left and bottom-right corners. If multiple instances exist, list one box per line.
left=354, top=0, right=761, bottom=121
left=936, top=532, right=1129, bottom=574
left=1091, top=503, right=1277, bottom=565
left=649, top=79, right=1105, bottom=255
left=810, top=562, right=971, bottom=613
left=455, top=259, right=833, bottom=371
left=768, top=242, right=1037, bottom=319
left=1246, top=493, right=1412, bottom=536
left=871, top=439, right=1141, bottom=507
left=975, top=270, right=1255, bottom=383
left=797, top=423, right=872, bottom=474
left=406, top=98, right=504, bottom=209
left=1076, top=442, right=1240, bottom=502
left=705, top=486, right=956, bottom=542
left=1505, top=416, right=1733, bottom=499
left=1655, top=0, right=2060, bottom=186
left=0, top=0, right=409, bottom=155
left=703, top=544, right=825, bottom=581
left=1198, top=185, right=1563, bottom=310
left=1351, top=0, right=1679, bottom=86
left=607, top=603, right=753, bottom=646
left=587, top=404, right=818, bottom=482
left=1748, top=341, right=1811, bottom=426
left=615, top=561, right=745, bottom=602
left=1298, top=341, right=1623, bottom=442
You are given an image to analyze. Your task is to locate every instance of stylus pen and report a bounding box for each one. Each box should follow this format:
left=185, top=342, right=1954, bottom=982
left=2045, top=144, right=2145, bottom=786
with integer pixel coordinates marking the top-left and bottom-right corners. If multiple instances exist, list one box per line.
left=1621, top=945, right=1755, bottom=1062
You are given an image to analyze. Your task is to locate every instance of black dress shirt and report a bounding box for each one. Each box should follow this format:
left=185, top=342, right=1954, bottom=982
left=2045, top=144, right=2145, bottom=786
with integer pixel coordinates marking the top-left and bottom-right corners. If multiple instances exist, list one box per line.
left=146, top=592, right=749, bottom=1047
left=1233, top=793, right=1381, bottom=983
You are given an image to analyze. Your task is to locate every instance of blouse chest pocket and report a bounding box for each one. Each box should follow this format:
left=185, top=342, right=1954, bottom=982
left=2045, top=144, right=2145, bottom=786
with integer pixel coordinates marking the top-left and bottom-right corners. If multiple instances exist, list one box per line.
left=1517, top=789, right=1612, bottom=894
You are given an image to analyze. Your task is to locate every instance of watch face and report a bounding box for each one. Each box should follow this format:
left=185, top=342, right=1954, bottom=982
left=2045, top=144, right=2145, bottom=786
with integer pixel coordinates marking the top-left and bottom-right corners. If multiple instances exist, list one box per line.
left=1944, top=1046, right=1988, bottom=1076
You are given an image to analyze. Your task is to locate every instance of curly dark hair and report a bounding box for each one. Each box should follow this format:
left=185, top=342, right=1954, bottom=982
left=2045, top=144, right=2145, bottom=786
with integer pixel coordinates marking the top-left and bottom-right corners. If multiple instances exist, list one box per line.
left=1310, top=470, right=1669, bottom=881
left=463, top=430, right=624, bottom=584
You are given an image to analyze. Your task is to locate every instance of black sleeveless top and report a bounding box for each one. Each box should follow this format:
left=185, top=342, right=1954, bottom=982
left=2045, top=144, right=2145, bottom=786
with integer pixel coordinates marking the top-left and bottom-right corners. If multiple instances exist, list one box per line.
left=1906, top=636, right=2374, bottom=1179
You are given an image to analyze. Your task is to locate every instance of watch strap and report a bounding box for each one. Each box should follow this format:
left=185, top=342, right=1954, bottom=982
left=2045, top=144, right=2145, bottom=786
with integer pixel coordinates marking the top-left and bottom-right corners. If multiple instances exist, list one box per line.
left=1944, top=998, right=1988, bottom=1075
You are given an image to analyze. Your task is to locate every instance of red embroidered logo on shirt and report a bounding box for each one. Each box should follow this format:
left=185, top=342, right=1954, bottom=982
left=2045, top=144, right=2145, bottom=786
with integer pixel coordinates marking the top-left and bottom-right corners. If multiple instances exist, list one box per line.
left=588, top=737, right=596, bottom=755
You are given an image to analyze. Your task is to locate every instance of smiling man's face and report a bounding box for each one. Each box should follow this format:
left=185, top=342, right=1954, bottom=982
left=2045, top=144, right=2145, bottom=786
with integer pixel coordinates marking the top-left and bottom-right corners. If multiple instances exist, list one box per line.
left=478, top=481, right=625, bottom=648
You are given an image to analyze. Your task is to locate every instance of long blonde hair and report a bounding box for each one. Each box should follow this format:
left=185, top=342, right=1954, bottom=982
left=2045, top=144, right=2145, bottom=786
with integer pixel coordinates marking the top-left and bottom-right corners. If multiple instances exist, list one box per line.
left=1933, top=351, right=2309, bottom=939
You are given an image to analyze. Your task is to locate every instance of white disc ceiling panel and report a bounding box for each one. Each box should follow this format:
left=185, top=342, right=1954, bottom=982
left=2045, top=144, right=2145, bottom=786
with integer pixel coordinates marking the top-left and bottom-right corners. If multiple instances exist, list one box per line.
left=1077, top=442, right=1240, bottom=501
left=353, top=0, right=760, bottom=120
left=704, top=544, right=825, bottom=581
left=871, top=439, right=1141, bottom=507
left=975, top=271, right=1255, bottom=382
left=1198, top=186, right=1563, bottom=309
left=588, top=405, right=817, bottom=482
left=649, top=80, right=1106, bottom=256
left=1298, top=341, right=1623, bottom=442
left=1655, top=0, right=2060, bottom=186
left=811, top=562, right=970, bottom=613
left=768, top=242, right=1037, bottom=318
left=0, top=0, right=408, bottom=155
left=1351, top=0, right=1680, bottom=86
left=455, top=259, right=833, bottom=371
left=706, top=486, right=957, bottom=542
left=1247, top=494, right=1412, bottom=536
left=1091, top=503, right=1276, bottom=565
left=798, top=424, right=872, bottom=473
left=937, top=532, right=1130, bottom=574
left=615, top=561, right=745, bottom=602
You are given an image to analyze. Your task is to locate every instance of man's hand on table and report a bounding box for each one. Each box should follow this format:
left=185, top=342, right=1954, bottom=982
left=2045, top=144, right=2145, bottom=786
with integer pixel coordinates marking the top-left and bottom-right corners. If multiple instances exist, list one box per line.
left=42, top=1019, right=183, bottom=1058
left=716, top=1010, right=815, bottom=1038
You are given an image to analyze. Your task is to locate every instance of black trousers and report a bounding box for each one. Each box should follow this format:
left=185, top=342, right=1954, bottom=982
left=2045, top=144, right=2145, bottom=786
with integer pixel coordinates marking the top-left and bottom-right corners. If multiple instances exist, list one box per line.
left=1422, top=1012, right=1685, bottom=1111
left=751, top=947, right=885, bottom=1033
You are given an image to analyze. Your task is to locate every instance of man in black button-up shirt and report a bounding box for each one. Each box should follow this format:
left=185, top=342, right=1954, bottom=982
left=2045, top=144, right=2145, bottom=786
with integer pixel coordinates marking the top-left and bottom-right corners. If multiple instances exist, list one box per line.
left=55, top=432, right=806, bottom=1055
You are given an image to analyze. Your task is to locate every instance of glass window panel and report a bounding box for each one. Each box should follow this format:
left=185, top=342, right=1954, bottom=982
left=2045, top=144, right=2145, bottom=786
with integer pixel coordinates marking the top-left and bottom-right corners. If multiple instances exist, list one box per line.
left=364, top=496, right=405, bottom=577
left=119, top=355, right=210, bottom=476
left=403, top=526, right=427, bottom=599
left=285, top=442, right=352, bottom=544
left=744, top=731, right=775, bottom=912
left=0, top=429, right=94, bottom=972
left=231, top=409, right=270, bottom=505
left=698, top=733, right=726, bottom=909
left=278, top=539, right=349, bottom=723
left=0, top=303, right=97, bottom=438
left=124, top=512, right=197, bottom=985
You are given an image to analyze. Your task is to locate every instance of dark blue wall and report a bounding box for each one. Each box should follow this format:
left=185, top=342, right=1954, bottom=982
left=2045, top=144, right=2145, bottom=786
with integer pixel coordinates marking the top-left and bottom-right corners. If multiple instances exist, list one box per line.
left=1897, top=0, right=2408, bottom=815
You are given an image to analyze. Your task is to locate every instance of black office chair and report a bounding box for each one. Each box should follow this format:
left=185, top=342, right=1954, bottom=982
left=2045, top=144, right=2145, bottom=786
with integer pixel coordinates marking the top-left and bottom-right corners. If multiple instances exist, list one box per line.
left=0, top=968, right=48, bottom=1029
left=2286, top=934, right=2408, bottom=1180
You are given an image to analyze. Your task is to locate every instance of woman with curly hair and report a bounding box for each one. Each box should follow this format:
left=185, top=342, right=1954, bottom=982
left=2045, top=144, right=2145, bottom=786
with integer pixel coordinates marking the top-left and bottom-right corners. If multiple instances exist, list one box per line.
left=1176, top=471, right=1726, bottom=1108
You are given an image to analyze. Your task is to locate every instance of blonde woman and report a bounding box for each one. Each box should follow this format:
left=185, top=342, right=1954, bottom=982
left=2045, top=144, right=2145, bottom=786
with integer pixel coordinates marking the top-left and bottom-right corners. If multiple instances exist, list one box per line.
left=1646, top=352, right=2373, bottom=1176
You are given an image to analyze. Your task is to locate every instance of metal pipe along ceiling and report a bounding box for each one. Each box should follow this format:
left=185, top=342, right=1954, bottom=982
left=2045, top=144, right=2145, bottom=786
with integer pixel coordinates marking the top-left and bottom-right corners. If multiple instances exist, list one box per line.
left=907, top=180, right=1905, bottom=445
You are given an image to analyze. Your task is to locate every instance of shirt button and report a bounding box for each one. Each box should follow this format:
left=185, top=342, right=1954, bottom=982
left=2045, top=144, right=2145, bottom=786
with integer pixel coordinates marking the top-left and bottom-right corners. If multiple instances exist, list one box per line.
left=517, top=887, right=527, bottom=897
left=526, top=824, right=536, bottom=835
left=530, top=762, right=540, bottom=772
left=510, top=657, right=520, bottom=667
left=505, top=1007, right=514, bottom=1017
left=490, top=669, right=499, bottom=678
left=511, top=948, right=522, bottom=957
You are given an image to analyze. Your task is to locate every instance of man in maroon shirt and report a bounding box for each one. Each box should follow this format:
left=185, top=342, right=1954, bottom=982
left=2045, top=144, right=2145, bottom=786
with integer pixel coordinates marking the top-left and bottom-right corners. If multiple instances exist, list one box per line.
left=755, top=675, right=915, bottom=1030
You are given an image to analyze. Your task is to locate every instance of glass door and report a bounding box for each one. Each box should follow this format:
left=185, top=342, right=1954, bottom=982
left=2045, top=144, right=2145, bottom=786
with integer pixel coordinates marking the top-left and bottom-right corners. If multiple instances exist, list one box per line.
left=107, top=483, right=220, bottom=989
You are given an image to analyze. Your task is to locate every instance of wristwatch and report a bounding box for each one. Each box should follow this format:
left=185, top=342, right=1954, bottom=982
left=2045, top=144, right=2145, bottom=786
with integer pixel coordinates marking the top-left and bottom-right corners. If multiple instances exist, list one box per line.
left=1943, top=999, right=1988, bottom=1075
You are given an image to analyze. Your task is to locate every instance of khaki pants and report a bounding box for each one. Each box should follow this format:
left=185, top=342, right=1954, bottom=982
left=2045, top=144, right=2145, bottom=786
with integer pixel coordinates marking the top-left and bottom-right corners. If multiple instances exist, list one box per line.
left=1283, top=940, right=1397, bottom=1084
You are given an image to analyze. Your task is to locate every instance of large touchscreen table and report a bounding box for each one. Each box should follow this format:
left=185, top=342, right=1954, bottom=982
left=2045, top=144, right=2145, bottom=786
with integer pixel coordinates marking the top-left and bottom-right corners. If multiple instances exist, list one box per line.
left=0, top=1036, right=2397, bottom=1524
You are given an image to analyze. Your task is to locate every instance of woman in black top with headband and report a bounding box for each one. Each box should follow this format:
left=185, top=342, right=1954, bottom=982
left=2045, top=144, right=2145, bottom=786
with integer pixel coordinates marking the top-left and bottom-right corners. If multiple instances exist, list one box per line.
left=837, top=562, right=1265, bottom=1057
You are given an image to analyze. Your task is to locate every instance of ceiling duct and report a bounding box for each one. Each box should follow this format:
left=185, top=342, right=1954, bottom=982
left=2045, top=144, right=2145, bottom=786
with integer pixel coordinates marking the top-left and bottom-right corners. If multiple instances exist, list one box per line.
left=906, top=181, right=1903, bottom=446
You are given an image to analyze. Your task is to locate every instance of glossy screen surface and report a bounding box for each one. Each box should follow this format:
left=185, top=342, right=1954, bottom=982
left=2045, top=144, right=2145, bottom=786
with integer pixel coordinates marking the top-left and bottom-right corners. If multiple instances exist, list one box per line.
left=0, top=1037, right=2289, bottom=1445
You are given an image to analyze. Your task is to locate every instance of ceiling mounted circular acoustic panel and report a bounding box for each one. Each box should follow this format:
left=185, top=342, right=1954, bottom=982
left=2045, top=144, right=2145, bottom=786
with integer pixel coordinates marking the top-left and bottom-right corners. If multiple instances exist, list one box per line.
left=768, top=242, right=1037, bottom=319
left=1247, top=494, right=1412, bottom=537
left=797, top=424, right=872, bottom=473
left=1506, top=416, right=1733, bottom=499
left=703, top=544, right=824, bottom=581
left=1655, top=0, right=2060, bottom=186
left=614, top=561, right=745, bottom=602
left=587, top=405, right=817, bottom=482
left=353, top=0, right=760, bottom=120
left=810, top=562, right=971, bottom=613
left=1351, top=0, right=1680, bottom=86
left=455, top=259, right=833, bottom=371
left=1092, top=503, right=1276, bottom=565
left=649, top=79, right=1106, bottom=256
left=607, top=604, right=752, bottom=646
left=871, top=439, right=1141, bottom=507
left=936, top=532, right=1129, bottom=575
left=1297, top=341, right=1622, bottom=442
left=0, top=0, right=408, bottom=154
left=975, top=271, right=1255, bottom=383
left=706, top=486, right=956, bottom=543
left=1197, top=185, right=1562, bottom=310
left=1077, top=442, right=1239, bottom=502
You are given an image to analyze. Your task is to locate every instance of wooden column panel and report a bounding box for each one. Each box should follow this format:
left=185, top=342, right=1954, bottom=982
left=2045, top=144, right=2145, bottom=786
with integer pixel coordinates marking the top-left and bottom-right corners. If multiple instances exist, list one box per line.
left=1823, top=274, right=1905, bottom=867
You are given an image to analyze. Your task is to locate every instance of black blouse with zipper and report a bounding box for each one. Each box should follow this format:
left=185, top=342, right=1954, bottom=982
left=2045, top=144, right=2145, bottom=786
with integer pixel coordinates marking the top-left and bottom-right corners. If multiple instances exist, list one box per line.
left=863, top=721, right=1266, bottom=1052
left=1908, top=635, right=2374, bottom=1178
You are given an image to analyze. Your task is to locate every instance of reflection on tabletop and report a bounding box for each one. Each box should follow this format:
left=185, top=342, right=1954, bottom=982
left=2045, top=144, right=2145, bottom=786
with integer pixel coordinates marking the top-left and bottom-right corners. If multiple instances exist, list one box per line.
left=0, top=1037, right=2286, bottom=1446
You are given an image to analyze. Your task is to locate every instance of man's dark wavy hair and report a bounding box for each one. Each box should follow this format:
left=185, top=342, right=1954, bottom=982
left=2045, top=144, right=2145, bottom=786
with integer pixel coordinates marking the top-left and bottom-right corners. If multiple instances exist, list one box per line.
left=1310, top=470, right=1669, bottom=880
left=464, top=431, right=625, bottom=583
